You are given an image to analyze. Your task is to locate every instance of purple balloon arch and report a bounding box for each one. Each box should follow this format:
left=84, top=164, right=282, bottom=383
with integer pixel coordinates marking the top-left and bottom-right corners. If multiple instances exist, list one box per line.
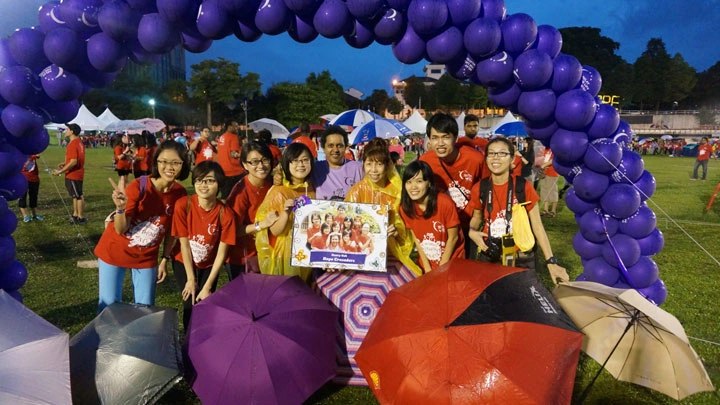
left=0, top=0, right=666, bottom=305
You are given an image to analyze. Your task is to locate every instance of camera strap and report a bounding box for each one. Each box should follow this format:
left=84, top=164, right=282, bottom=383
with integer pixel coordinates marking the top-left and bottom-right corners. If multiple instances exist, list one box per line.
left=483, top=177, right=514, bottom=235
left=438, top=155, right=470, bottom=203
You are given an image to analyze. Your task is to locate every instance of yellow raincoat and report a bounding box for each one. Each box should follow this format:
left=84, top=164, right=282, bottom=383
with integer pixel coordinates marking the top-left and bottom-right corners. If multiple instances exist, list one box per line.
left=345, top=167, right=423, bottom=276
left=255, top=179, right=315, bottom=282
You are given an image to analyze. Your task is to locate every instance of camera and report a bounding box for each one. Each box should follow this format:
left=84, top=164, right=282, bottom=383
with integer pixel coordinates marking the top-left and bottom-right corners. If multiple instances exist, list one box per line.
left=481, top=237, right=503, bottom=262
left=481, top=235, right=516, bottom=266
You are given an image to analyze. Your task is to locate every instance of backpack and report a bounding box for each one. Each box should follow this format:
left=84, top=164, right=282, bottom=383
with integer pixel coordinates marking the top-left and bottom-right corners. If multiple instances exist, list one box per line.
left=104, top=176, right=148, bottom=229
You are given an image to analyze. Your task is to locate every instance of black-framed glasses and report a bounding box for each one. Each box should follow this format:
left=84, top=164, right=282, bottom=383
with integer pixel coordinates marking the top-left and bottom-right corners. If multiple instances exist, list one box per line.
left=290, top=158, right=311, bottom=166
left=195, top=178, right=217, bottom=185
left=487, top=151, right=511, bottom=158
left=246, top=158, right=271, bottom=167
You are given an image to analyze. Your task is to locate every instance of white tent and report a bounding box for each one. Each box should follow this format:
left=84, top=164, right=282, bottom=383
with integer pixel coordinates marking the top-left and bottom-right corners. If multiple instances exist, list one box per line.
left=62, top=105, right=104, bottom=131
left=489, top=111, right=520, bottom=134
left=402, top=110, right=428, bottom=134
left=97, top=107, right=121, bottom=129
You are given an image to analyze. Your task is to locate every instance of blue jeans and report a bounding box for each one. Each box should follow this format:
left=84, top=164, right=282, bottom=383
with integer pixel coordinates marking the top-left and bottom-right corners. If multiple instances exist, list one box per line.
left=98, top=258, right=158, bottom=312
left=693, top=160, right=708, bottom=179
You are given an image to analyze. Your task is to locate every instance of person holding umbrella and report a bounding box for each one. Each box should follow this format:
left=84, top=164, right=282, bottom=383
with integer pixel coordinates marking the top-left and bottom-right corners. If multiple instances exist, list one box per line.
left=466, top=137, right=569, bottom=285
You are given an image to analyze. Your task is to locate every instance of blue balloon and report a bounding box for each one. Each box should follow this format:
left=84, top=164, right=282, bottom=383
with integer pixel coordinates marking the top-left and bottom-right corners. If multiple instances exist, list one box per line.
left=610, top=150, right=644, bottom=184
left=625, top=256, right=659, bottom=289
left=636, top=228, right=664, bottom=256
left=480, top=0, right=506, bottom=22
left=487, top=80, right=520, bottom=109
left=0, top=208, right=18, bottom=237
left=87, top=32, right=128, bottom=72
left=1, top=105, right=44, bottom=138
left=638, top=278, right=667, bottom=306
left=633, top=170, right=656, bottom=201
left=138, top=13, right=181, bottom=53
left=98, top=0, right=141, bottom=41
left=182, top=33, right=213, bottom=53
left=234, top=19, right=263, bottom=42
left=40, top=65, right=84, bottom=102
left=600, top=183, right=641, bottom=220
left=0, top=236, right=16, bottom=267
left=37, top=1, right=66, bottom=33
left=0, top=260, right=28, bottom=291
left=0, top=66, right=42, bottom=106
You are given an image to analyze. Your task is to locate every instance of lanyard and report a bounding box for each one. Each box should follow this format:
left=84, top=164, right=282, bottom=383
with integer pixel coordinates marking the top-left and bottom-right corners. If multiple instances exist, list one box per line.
left=485, top=177, right=514, bottom=234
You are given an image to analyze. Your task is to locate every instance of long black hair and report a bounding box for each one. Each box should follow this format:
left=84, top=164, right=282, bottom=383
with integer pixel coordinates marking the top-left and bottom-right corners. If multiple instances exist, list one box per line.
left=150, top=139, right=191, bottom=181
left=281, top=142, right=314, bottom=185
left=400, top=160, right=438, bottom=219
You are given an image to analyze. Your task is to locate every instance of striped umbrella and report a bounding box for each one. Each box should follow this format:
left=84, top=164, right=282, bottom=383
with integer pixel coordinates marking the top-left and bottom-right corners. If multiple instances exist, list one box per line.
left=328, top=109, right=381, bottom=127
left=314, top=260, right=417, bottom=385
left=349, top=119, right=413, bottom=145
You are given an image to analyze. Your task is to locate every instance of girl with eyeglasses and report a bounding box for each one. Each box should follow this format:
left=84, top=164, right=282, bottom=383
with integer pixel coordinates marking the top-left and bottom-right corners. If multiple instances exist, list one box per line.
left=467, top=137, right=569, bottom=285
left=255, top=143, right=316, bottom=281
left=95, top=140, right=190, bottom=312
left=171, top=161, right=237, bottom=330
left=225, top=141, right=279, bottom=279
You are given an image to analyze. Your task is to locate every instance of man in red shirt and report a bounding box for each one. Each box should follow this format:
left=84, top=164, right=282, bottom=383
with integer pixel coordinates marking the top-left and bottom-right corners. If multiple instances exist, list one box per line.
left=216, top=120, right=244, bottom=198
left=539, top=147, right=559, bottom=217
left=189, top=127, right=217, bottom=165
left=457, top=113, right=489, bottom=152
left=692, top=137, right=712, bottom=180
left=53, top=123, right=87, bottom=224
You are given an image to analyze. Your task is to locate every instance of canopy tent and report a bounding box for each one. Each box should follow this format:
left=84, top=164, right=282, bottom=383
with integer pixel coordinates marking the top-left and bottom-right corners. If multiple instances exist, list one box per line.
left=489, top=111, right=520, bottom=134
left=97, top=108, right=121, bottom=129
left=53, top=105, right=104, bottom=131
left=402, top=110, right=428, bottom=134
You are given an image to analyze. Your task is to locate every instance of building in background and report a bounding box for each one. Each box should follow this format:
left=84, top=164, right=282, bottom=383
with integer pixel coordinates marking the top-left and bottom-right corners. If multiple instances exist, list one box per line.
left=125, top=46, right=186, bottom=88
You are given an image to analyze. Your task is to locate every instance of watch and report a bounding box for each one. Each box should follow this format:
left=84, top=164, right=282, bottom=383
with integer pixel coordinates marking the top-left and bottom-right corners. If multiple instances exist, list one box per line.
left=254, top=222, right=261, bottom=232
left=546, top=256, right=558, bottom=265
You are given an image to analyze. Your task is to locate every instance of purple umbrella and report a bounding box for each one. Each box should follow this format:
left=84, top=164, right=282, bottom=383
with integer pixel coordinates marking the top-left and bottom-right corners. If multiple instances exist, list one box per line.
left=186, top=273, right=338, bottom=405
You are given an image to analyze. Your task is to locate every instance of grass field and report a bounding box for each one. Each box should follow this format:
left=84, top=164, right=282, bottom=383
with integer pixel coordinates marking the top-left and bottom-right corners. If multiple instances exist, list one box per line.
left=8, top=144, right=720, bottom=404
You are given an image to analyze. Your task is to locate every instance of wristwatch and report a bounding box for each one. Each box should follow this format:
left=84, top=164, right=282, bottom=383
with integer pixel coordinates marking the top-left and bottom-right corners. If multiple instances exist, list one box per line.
left=546, top=256, right=558, bottom=265
left=254, top=222, right=261, bottom=232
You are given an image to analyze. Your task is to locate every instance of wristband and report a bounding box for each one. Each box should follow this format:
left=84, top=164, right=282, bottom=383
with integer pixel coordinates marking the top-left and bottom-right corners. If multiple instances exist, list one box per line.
left=116, top=209, right=126, bottom=214
left=161, top=255, right=172, bottom=261
left=254, top=221, right=261, bottom=232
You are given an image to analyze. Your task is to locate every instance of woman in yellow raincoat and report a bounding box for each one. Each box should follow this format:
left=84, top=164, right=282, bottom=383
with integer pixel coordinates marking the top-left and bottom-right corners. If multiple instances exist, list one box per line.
left=345, top=138, right=423, bottom=276
left=255, top=143, right=316, bottom=281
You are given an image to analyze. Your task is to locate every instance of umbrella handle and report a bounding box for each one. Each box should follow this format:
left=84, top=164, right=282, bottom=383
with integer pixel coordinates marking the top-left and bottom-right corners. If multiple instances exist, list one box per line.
left=576, top=310, right=640, bottom=404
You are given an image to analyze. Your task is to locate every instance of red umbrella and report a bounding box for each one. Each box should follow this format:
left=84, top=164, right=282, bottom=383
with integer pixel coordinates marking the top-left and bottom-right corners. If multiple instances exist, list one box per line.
left=355, top=259, right=583, bottom=404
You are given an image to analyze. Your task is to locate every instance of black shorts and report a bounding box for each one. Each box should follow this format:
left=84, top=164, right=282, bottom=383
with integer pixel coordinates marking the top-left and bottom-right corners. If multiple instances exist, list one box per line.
left=116, top=169, right=132, bottom=176
left=65, top=179, right=83, bottom=199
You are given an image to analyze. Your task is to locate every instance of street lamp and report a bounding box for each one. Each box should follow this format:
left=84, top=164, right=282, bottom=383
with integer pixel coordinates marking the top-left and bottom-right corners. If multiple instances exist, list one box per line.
left=148, top=98, right=156, bottom=118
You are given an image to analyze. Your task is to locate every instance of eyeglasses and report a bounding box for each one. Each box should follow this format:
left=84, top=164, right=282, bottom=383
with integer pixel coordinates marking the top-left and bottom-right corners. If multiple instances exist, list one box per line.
left=246, top=157, right=271, bottom=167
left=290, top=158, right=311, bottom=166
left=486, top=151, right=511, bottom=158
left=195, top=178, right=217, bottom=185
left=157, top=160, right=183, bottom=167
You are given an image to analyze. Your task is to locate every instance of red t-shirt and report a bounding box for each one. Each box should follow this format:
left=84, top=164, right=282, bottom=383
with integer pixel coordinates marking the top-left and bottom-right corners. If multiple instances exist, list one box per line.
left=456, top=136, right=489, bottom=152
left=94, top=179, right=187, bottom=268
left=21, top=155, right=40, bottom=183
left=310, top=232, right=329, bottom=250
left=269, top=144, right=282, bottom=167
left=195, top=139, right=216, bottom=164
left=511, top=155, right=523, bottom=178
left=225, top=176, right=272, bottom=265
left=469, top=177, right=539, bottom=238
left=420, top=146, right=486, bottom=224
left=114, top=145, right=133, bottom=171
left=541, top=149, right=558, bottom=177
left=217, top=132, right=244, bottom=176
left=65, top=137, right=85, bottom=180
left=172, top=195, right=237, bottom=269
left=697, top=144, right=713, bottom=161
left=133, top=146, right=148, bottom=172
left=146, top=145, right=156, bottom=173
left=400, top=193, right=466, bottom=272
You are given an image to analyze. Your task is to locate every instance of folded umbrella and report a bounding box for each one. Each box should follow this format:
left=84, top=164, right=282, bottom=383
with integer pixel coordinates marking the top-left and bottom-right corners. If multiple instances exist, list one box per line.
left=355, top=259, right=583, bottom=404
left=553, top=281, right=715, bottom=402
left=186, top=273, right=338, bottom=405
left=69, top=303, right=182, bottom=405
left=0, top=290, right=71, bottom=405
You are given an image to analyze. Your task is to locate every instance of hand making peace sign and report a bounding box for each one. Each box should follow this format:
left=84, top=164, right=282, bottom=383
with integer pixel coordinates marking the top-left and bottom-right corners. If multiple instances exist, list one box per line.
left=108, top=176, right=127, bottom=210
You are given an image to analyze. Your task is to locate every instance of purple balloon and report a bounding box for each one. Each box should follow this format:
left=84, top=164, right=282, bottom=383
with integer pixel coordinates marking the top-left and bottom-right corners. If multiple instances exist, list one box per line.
left=234, top=19, right=263, bottom=42
left=157, top=0, right=200, bottom=27
left=550, top=128, right=588, bottom=162
left=38, top=1, right=66, bottom=33
left=138, top=13, right=181, bottom=53
left=633, top=170, right=656, bottom=201
left=476, top=51, right=514, bottom=87
left=480, top=0, right=506, bottom=22
left=551, top=53, right=582, bottom=94
left=517, top=89, right=555, bottom=123
left=565, top=187, right=597, bottom=215
left=573, top=168, right=609, bottom=202
left=58, top=0, right=102, bottom=34
left=0, top=260, right=28, bottom=291
left=636, top=228, right=664, bottom=256
left=374, top=8, right=406, bottom=45
left=579, top=209, right=618, bottom=243
left=125, top=0, right=159, bottom=14
left=392, top=26, right=426, bottom=64
left=7, top=128, right=50, bottom=156
left=446, top=54, right=477, bottom=80
left=407, top=0, right=448, bottom=38
left=574, top=273, right=587, bottom=282
left=583, top=138, right=622, bottom=174
left=0, top=236, right=16, bottom=267
left=426, top=27, right=464, bottom=64
left=87, top=32, right=127, bottom=72
left=586, top=103, right=620, bottom=140
left=8, top=28, right=50, bottom=73
left=487, top=81, right=521, bottom=109
left=98, top=0, right=141, bottom=41
left=619, top=203, right=656, bottom=239
left=344, top=20, right=374, bottom=49
left=532, top=25, right=562, bottom=58
left=0, top=66, right=42, bottom=106
left=313, top=0, right=351, bottom=39
left=463, top=18, right=501, bottom=59
left=513, top=49, right=552, bottom=90
left=0, top=38, right=17, bottom=71
left=346, top=0, right=384, bottom=20
left=1, top=105, right=44, bottom=138
left=196, top=0, right=234, bottom=39
left=126, top=40, right=160, bottom=65
left=625, top=256, right=658, bottom=289
left=0, top=208, right=18, bottom=237
left=40, top=65, right=83, bottom=102
left=447, top=0, right=481, bottom=28
left=577, top=65, right=602, bottom=96
left=182, top=33, right=213, bottom=53
left=602, top=233, right=640, bottom=269
left=289, top=15, right=319, bottom=43
left=555, top=89, right=598, bottom=131
left=552, top=156, right=582, bottom=181
left=0, top=172, right=29, bottom=202
left=638, top=278, right=667, bottom=306
left=584, top=257, right=621, bottom=286
left=0, top=151, right=22, bottom=178
left=601, top=183, right=641, bottom=220
left=525, top=119, right=557, bottom=143
left=36, top=99, right=79, bottom=123
left=283, top=0, right=322, bottom=14
left=501, top=13, right=537, bottom=54
left=573, top=232, right=603, bottom=260
left=610, top=150, right=644, bottom=184
left=43, top=28, right=83, bottom=70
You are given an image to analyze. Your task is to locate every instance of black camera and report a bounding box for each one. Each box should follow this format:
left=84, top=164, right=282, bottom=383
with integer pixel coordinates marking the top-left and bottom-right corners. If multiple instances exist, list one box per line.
left=481, top=237, right=503, bottom=262
left=481, top=235, right=516, bottom=266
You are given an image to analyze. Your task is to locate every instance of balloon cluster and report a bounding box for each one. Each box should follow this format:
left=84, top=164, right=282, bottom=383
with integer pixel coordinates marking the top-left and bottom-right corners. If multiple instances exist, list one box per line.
left=0, top=0, right=666, bottom=304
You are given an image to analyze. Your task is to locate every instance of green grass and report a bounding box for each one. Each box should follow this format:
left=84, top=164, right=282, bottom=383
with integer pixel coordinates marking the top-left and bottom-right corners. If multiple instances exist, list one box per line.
left=9, top=146, right=720, bottom=404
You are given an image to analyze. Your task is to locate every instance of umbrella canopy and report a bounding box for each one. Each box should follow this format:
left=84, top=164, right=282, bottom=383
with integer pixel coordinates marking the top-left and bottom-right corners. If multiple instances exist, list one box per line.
left=249, top=118, right=290, bottom=139
left=103, top=119, right=147, bottom=132
left=186, top=273, right=338, bottom=405
left=319, top=113, right=337, bottom=123
left=69, top=303, right=182, bottom=405
left=136, top=118, right=166, bottom=133
left=328, top=109, right=381, bottom=127
left=661, top=134, right=673, bottom=140
left=349, top=119, right=412, bottom=145
left=315, top=260, right=418, bottom=385
left=355, top=259, right=583, bottom=404
left=494, top=121, right=528, bottom=137
left=0, top=290, right=71, bottom=404
left=553, top=281, right=715, bottom=401
left=402, top=110, right=428, bottom=134
left=97, top=107, right=121, bottom=128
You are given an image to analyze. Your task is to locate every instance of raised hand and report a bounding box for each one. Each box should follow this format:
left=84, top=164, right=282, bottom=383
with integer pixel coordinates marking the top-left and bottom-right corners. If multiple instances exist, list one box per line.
left=108, top=177, right=127, bottom=210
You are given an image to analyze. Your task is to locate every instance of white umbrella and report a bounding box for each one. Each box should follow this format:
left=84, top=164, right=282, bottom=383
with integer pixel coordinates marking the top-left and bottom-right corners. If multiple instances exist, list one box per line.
left=136, top=118, right=166, bottom=133
left=249, top=118, right=290, bottom=139
left=328, top=109, right=381, bottom=127
left=104, top=120, right=147, bottom=132
left=660, top=134, right=673, bottom=140
left=349, top=119, right=412, bottom=145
